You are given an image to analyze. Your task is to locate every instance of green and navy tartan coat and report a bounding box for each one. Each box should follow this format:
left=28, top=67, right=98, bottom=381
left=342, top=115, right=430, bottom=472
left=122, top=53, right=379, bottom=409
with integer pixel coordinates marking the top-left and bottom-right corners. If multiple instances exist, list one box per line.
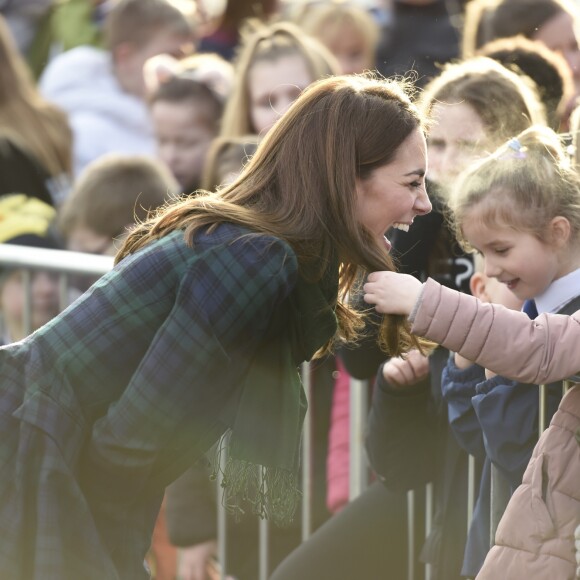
left=0, top=223, right=302, bottom=579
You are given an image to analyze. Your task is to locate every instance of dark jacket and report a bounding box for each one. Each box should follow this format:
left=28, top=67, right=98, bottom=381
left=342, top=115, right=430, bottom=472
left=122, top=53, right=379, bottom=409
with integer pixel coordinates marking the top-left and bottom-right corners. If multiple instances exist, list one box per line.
left=376, top=0, right=461, bottom=88
left=0, top=224, right=306, bottom=579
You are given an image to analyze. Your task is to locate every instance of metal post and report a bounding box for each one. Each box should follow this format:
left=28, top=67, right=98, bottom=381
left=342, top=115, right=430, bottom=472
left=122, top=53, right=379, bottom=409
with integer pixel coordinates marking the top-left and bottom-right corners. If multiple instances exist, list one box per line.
left=349, top=377, right=369, bottom=500
left=301, top=361, right=312, bottom=541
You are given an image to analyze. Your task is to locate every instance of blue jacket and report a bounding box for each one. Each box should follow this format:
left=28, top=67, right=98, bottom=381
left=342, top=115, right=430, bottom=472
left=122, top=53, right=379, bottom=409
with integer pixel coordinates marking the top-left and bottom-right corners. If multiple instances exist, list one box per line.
left=442, top=357, right=561, bottom=576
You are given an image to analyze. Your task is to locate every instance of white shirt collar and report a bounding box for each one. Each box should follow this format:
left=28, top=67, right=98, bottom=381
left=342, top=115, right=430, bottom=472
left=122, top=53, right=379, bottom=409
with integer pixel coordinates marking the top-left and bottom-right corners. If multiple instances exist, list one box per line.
left=535, top=266, right=580, bottom=314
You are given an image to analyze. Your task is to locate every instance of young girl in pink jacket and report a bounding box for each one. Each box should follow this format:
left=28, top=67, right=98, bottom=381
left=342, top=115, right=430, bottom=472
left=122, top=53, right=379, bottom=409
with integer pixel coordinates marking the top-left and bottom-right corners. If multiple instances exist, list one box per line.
left=364, top=126, right=580, bottom=579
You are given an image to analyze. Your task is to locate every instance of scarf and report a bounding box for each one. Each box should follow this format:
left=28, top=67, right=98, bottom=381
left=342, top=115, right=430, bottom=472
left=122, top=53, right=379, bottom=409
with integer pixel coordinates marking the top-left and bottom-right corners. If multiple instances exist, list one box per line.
left=212, top=262, right=338, bottom=526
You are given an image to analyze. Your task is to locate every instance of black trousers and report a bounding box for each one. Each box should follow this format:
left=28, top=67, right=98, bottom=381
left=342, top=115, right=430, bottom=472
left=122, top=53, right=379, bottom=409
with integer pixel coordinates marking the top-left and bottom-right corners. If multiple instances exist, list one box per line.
left=269, top=482, right=409, bottom=580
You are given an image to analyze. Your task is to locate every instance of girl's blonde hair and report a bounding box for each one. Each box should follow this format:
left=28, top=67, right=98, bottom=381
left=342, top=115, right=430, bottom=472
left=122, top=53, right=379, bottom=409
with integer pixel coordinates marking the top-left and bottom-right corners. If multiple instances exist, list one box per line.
left=450, top=125, right=580, bottom=248
left=118, top=74, right=427, bottom=357
left=220, top=20, right=340, bottom=137
left=419, top=57, right=546, bottom=145
left=0, top=16, right=72, bottom=177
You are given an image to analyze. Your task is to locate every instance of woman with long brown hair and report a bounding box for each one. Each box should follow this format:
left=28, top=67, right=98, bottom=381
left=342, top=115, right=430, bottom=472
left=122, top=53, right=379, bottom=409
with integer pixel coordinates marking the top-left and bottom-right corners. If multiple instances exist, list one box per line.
left=0, top=73, right=430, bottom=579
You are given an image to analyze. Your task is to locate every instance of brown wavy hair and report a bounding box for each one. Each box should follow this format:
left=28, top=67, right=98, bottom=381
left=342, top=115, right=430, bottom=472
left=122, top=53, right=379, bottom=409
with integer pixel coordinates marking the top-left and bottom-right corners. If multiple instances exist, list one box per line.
left=118, top=74, right=427, bottom=356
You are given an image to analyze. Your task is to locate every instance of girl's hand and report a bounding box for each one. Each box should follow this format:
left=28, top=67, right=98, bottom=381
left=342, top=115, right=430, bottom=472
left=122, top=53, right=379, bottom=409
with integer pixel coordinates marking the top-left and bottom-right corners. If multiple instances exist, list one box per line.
left=383, top=349, right=429, bottom=389
left=363, top=272, right=423, bottom=315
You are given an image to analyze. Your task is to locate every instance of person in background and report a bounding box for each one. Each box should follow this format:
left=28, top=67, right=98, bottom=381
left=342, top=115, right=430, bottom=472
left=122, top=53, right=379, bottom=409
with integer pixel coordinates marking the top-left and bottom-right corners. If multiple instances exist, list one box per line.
left=0, top=194, right=61, bottom=343
left=375, top=0, right=461, bottom=88
left=39, top=0, right=195, bottom=176
left=195, top=0, right=279, bottom=61
left=146, top=53, right=231, bottom=196
left=0, top=13, right=72, bottom=206
left=477, top=35, right=574, bottom=131
left=200, top=135, right=260, bottom=191
left=220, top=20, right=339, bottom=138
left=462, top=0, right=580, bottom=122
left=58, top=153, right=178, bottom=257
left=295, top=2, right=380, bottom=74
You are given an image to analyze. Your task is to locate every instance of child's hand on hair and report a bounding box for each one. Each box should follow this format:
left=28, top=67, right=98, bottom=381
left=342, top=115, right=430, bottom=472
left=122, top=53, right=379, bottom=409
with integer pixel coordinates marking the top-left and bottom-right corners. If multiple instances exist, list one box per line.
left=364, top=271, right=422, bottom=315
left=382, top=349, right=429, bottom=389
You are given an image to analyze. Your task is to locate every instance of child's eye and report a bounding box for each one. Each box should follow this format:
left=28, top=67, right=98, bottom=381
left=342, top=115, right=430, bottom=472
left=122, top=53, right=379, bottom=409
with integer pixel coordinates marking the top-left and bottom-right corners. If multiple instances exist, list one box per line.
left=495, top=248, right=509, bottom=255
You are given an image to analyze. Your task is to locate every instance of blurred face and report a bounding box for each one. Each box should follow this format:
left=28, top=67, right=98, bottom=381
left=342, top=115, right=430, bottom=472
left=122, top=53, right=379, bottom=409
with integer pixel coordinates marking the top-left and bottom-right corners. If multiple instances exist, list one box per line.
left=533, top=11, right=580, bottom=87
left=67, top=226, right=116, bottom=256
left=1, top=269, right=60, bottom=340
left=320, top=24, right=371, bottom=74
left=152, top=100, right=217, bottom=192
left=427, top=102, right=488, bottom=188
left=118, top=28, right=194, bottom=97
left=248, top=54, right=313, bottom=134
left=462, top=211, right=561, bottom=301
left=356, top=129, right=431, bottom=249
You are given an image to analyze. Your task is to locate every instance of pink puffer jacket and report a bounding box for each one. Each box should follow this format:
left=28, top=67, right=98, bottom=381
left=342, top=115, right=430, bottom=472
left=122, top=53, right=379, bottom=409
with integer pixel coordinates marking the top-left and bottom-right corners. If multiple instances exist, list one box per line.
left=477, top=387, right=580, bottom=579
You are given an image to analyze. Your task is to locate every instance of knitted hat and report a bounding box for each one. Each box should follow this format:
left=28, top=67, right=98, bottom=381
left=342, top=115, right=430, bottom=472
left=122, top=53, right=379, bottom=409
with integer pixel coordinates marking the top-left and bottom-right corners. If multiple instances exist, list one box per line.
left=0, top=194, right=60, bottom=250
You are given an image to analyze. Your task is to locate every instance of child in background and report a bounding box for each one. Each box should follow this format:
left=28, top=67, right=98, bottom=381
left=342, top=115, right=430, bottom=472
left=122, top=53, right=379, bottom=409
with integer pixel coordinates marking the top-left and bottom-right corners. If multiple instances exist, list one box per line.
left=295, top=3, right=379, bottom=74
left=146, top=54, right=230, bottom=196
left=462, top=0, right=580, bottom=122
left=220, top=20, right=339, bottom=137
left=0, top=194, right=61, bottom=343
left=39, top=0, right=195, bottom=176
left=59, top=153, right=178, bottom=257
left=440, top=255, right=528, bottom=577
left=200, top=135, right=260, bottom=190
left=364, top=125, right=580, bottom=579
left=477, top=35, right=574, bottom=131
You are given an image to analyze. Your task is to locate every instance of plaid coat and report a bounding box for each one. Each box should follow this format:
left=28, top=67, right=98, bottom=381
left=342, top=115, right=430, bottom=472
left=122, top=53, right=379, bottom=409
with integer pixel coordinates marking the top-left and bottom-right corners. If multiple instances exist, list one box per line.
left=0, top=223, right=299, bottom=579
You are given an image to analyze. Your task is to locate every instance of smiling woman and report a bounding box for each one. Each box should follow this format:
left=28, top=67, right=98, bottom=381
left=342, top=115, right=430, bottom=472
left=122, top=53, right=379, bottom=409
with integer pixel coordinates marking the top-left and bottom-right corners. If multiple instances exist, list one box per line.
left=356, top=129, right=430, bottom=250
left=0, top=72, right=432, bottom=579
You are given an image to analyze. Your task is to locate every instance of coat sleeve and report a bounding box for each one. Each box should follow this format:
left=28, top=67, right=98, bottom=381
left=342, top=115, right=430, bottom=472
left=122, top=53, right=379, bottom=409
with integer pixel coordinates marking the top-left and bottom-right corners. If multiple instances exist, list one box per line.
left=365, top=365, right=439, bottom=492
left=79, top=236, right=298, bottom=511
left=411, top=278, right=580, bottom=385
left=441, top=357, right=486, bottom=459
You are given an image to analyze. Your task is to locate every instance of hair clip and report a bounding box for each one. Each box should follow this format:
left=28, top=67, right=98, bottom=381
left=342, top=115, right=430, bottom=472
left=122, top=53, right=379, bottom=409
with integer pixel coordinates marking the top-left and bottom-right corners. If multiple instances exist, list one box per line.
left=506, top=138, right=527, bottom=159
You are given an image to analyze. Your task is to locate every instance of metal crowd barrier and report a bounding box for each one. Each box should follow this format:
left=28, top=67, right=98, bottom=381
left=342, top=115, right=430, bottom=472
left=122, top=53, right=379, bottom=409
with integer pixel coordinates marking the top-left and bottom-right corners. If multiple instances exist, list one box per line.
left=7, top=244, right=576, bottom=580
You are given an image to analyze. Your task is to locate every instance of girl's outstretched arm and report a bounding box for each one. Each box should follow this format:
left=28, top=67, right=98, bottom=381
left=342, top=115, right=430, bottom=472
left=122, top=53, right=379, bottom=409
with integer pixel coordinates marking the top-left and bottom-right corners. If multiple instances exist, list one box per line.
left=365, top=273, right=580, bottom=385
